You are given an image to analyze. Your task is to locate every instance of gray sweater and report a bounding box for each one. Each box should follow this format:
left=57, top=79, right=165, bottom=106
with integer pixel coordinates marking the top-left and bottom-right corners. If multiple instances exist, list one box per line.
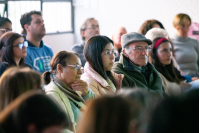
left=172, top=34, right=199, bottom=77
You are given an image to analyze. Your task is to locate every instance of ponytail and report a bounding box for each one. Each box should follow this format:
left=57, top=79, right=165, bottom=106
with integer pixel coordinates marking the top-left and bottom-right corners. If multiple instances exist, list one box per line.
left=42, top=71, right=51, bottom=85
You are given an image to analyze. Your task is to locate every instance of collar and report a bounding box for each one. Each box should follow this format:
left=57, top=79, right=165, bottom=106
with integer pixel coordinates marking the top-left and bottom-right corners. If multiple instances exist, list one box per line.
left=25, top=39, right=44, bottom=48
left=173, top=34, right=189, bottom=42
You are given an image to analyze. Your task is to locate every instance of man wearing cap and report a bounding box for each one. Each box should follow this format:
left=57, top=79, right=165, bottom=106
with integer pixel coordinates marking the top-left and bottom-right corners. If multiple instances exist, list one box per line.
left=112, top=32, right=165, bottom=97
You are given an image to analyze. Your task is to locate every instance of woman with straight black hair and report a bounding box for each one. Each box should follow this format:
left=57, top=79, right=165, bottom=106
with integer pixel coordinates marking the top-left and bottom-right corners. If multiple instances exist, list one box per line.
left=81, top=35, right=124, bottom=97
left=0, top=32, right=28, bottom=76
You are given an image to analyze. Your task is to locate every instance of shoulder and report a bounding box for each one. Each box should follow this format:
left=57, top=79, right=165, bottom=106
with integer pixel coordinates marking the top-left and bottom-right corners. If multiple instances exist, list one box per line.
left=81, top=73, right=98, bottom=86
left=71, top=44, right=84, bottom=52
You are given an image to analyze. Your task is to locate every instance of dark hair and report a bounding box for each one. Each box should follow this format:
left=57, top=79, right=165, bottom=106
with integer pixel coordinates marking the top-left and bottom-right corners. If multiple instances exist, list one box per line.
left=0, top=32, right=24, bottom=66
left=0, top=67, right=42, bottom=111
left=80, top=18, right=95, bottom=40
left=0, top=90, right=69, bottom=133
left=147, top=89, right=199, bottom=133
left=77, top=95, right=140, bottom=133
left=42, top=51, right=79, bottom=85
left=83, top=35, right=115, bottom=85
left=0, top=17, right=12, bottom=28
left=138, top=19, right=165, bottom=35
left=151, top=37, right=180, bottom=83
left=20, top=10, right=42, bottom=35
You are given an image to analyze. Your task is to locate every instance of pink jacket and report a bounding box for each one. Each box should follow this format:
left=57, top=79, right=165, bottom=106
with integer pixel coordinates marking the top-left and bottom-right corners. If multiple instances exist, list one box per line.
left=81, top=62, right=124, bottom=97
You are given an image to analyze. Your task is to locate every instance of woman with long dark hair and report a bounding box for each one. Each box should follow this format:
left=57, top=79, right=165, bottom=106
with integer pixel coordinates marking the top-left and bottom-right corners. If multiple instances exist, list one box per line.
left=0, top=32, right=27, bottom=76
left=151, top=37, right=191, bottom=96
left=81, top=35, right=124, bottom=97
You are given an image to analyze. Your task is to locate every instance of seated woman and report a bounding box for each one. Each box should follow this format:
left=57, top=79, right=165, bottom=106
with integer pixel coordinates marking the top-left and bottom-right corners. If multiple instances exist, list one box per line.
left=0, top=90, right=69, bottom=133
left=43, top=51, right=95, bottom=133
left=81, top=35, right=124, bottom=97
left=151, top=37, right=191, bottom=96
left=0, top=32, right=28, bottom=76
left=0, top=67, right=42, bottom=112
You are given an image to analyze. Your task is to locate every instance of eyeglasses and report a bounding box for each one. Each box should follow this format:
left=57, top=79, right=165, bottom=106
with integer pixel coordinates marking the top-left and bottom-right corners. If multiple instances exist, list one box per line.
left=85, top=25, right=99, bottom=30
left=13, top=41, right=28, bottom=49
left=0, top=28, right=12, bottom=33
left=67, top=64, right=84, bottom=72
left=126, top=46, right=151, bottom=53
left=102, top=50, right=115, bottom=57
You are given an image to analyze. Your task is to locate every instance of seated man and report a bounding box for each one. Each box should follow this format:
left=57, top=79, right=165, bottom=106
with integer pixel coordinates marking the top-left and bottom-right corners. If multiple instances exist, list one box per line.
left=71, top=18, right=100, bottom=67
left=112, top=32, right=165, bottom=97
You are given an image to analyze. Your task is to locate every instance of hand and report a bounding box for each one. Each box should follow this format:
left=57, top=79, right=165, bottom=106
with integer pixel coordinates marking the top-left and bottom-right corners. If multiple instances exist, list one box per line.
left=180, top=81, right=191, bottom=91
left=71, top=80, right=89, bottom=97
left=192, top=77, right=199, bottom=81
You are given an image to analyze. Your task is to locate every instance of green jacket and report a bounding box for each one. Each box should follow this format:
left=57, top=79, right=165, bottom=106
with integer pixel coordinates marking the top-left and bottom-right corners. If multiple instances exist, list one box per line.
left=112, top=55, right=165, bottom=97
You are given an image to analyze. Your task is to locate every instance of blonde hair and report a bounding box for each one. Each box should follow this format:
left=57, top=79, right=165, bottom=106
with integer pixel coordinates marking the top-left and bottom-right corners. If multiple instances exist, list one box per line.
left=173, top=13, right=191, bottom=29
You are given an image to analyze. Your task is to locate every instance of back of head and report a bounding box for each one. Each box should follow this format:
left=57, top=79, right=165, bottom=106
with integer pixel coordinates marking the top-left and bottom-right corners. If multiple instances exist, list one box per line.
left=138, top=19, right=165, bottom=35
left=0, top=67, right=42, bottom=111
left=0, top=90, right=69, bottom=133
left=173, top=13, right=191, bottom=29
left=0, top=17, right=12, bottom=28
left=147, top=89, right=198, bottom=133
left=145, top=28, right=169, bottom=41
left=42, top=51, right=78, bottom=85
left=20, top=10, right=42, bottom=35
left=77, top=95, right=140, bottom=133
left=83, top=35, right=113, bottom=79
left=0, top=32, right=23, bottom=65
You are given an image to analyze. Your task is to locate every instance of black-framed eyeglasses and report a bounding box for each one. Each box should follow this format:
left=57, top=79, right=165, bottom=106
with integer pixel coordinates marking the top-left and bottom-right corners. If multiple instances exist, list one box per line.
left=126, top=46, right=151, bottom=53
left=102, top=50, right=115, bottom=57
left=13, top=41, right=28, bottom=49
left=67, top=64, right=84, bottom=72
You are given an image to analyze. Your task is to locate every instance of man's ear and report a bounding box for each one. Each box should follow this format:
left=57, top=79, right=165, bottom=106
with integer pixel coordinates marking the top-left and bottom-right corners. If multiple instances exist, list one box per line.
left=123, top=49, right=129, bottom=58
left=24, top=24, right=29, bottom=33
left=56, top=64, right=63, bottom=73
left=81, top=30, right=86, bottom=38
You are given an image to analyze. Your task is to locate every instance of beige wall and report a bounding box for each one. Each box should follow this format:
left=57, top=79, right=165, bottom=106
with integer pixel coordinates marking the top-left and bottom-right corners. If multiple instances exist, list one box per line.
left=43, top=33, right=75, bottom=55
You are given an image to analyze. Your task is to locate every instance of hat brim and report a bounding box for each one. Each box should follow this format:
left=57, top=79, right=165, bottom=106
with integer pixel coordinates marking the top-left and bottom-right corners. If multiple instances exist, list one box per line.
left=123, top=39, right=152, bottom=48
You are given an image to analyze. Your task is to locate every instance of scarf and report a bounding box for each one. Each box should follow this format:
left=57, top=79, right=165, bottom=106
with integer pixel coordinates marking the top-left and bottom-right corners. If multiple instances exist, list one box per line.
left=53, top=76, right=86, bottom=110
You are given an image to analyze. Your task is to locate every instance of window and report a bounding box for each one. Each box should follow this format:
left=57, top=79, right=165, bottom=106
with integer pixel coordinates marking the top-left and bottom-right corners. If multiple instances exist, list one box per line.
left=1, top=0, right=73, bottom=34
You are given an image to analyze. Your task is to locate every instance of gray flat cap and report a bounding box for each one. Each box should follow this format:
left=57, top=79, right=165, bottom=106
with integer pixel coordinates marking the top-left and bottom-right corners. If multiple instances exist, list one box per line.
left=121, top=32, right=152, bottom=48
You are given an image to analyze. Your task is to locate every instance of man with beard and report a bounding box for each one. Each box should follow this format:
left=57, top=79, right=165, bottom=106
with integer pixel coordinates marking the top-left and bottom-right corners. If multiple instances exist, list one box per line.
left=71, top=18, right=100, bottom=67
left=20, top=11, right=53, bottom=74
left=112, top=32, right=165, bottom=97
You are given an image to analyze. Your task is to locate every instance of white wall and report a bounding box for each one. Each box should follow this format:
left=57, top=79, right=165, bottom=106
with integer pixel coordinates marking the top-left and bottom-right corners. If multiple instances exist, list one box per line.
left=43, top=0, right=199, bottom=54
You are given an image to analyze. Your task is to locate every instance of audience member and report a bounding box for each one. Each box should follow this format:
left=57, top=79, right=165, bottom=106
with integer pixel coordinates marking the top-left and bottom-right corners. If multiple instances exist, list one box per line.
left=0, top=90, right=69, bottom=133
left=138, top=19, right=165, bottom=35
left=81, top=35, right=124, bottom=97
left=110, top=26, right=127, bottom=61
left=147, top=89, right=198, bottom=133
left=0, top=67, right=42, bottom=112
left=172, top=13, right=199, bottom=79
left=71, top=18, right=100, bottom=67
left=112, top=32, right=165, bottom=97
left=20, top=10, right=53, bottom=74
left=0, top=32, right=27, bottom=76
left=151, top=37, right=191, bottom=96
left=77, top=95, right=140, bottom=133
left=0, top=17, right=12, bottom=37
left=43, top=51, right=95, bottom=132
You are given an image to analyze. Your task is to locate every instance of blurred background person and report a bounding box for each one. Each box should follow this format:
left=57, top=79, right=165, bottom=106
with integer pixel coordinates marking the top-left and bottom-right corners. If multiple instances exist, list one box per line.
left=43, top=51, right=95, bottom=132
left=147, top=89, right=198, bottom=133
left=0, top=32, right=27, bottom=76
left=81, top=35, right=124, bottom=97
left=0, top=90, right=70, bottom=133
left=77, top=95, right=140, bottom=133
left=0, top=17, right=12, bottom=37
left=110, top=26, right=127, bottom=61
left=138, top=19, right=165, bottom=35
left=71, top=18, right=100, bottom=67
left=0, top=67, right=42, bottom=112
left=172, top=13, right=199, bottom=80
left=151, top=37, right=192, bottom=96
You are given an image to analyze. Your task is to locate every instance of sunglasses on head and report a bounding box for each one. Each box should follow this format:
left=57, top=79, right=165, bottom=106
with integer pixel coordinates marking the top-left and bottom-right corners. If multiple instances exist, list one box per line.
left=13, top=41, right=28, bottom=49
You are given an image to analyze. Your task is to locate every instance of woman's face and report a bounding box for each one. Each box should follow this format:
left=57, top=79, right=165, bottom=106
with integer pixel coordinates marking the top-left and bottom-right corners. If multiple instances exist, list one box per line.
left=60, top=54, right=82, bottom=88
left=13, top=37, right=27, bottom=60
left=175, top=19, right=190, bottom=38
left=156, top=42, right=172, bottom=65
left=101, top=43, right=115, bottom=71
left=0, top=22, right=12, bottom=37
